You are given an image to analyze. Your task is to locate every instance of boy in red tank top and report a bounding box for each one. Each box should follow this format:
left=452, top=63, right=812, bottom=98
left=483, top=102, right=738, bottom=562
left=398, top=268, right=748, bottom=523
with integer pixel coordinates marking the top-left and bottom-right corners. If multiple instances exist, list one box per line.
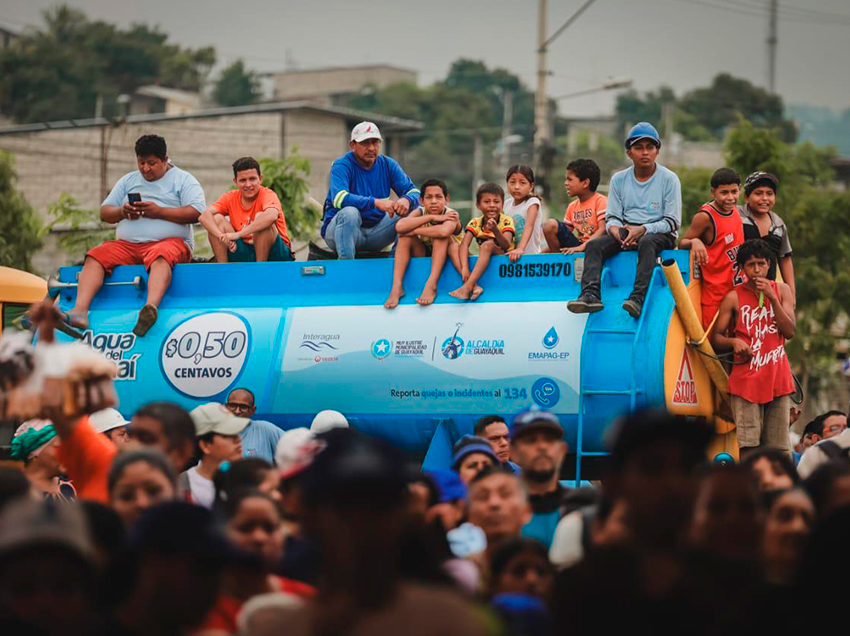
left=679, top=168, right=744, bottom=330
left=711, top=240, right=796, bottom=458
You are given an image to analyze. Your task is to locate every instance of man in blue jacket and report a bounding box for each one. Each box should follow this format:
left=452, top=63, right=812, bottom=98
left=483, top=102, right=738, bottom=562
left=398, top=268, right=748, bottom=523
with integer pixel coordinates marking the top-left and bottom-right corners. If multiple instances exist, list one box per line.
left=322, top=122, right=421, bottom=259
left=567, top=122, right=681, bottom=318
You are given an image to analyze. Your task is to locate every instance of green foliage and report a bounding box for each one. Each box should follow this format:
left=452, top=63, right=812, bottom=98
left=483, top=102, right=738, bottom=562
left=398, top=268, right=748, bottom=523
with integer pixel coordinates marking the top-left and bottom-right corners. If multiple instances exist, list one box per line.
left=45, top=193, right=112, bottom=256
left=213, top=60, right=261, bottom=107
left=675, top=167, right=714, bottom=229
left=0, top=5, right=215, bottom=123
left=616, top=86, right=676, bottom=134
left=256, top=151, right=317, bottom=243
left=0, top=152, right=44, bottom=272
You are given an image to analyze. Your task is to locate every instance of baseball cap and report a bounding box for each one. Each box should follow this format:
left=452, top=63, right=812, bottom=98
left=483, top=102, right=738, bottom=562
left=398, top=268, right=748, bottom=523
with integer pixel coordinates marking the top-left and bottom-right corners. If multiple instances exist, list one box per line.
left=190, top=403, right=249, bottom=437
left=427, top=469, right=468, bottom=502
left=275, top=428, right=326, bottom=480
left=0, top=498, right=95, bottom=563
left=510, top=407, right=564, bottom=440
left=743, top=171, right=779, bottom=197
left=452, top=435, right=498, bottom=470
left=350, top=121, right=382, bottom=143
left=90, top=408, right=128, bottom=434
left=310, top=410, right=349, bottom=434
left=625, top=121, right=661, bottom=149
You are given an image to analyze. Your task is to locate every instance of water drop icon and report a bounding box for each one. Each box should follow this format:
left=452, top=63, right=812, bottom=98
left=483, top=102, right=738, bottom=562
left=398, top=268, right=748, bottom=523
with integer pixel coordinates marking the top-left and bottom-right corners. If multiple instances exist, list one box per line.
left=542, top=327, right=559, bottom=350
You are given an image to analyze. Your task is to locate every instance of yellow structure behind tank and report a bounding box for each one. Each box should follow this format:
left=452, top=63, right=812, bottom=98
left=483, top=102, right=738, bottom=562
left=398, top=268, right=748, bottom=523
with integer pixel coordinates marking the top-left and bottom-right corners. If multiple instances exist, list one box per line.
left=0, top=266, right=46, bottom=336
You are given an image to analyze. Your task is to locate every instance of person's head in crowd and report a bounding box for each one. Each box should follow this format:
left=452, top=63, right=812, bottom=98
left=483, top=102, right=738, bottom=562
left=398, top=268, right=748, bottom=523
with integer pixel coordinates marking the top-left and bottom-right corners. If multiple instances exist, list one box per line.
left=801, top=417, right=825, bottom=450
left=276, top=427, right=325, bottom=521
left=310, top=409, right=349, bottom=434
left=819, top=410, right=847, bottom=440
left=741, top=447, right=799, bottom=493
left=475, top=415, right=512, bottom=464
left=743, top=170, right=778, bottom=214
left=214, top=457, right=281, bottom=506
left=231, top=156, right=264, bottom=203
left=803, top=460, right=850, bottom=517
left=406, top=471, right=439, bottom=520
left=349, top=121, right=382, bottom=168
left=191, top=402, right=248, bottom=468
left=425, top=469, right=468, bottom=532
left=0, top=466, right=34, bottom=513
left=689, top=465, right=762, bottom=562
left=510, top=409, right=567, bottom=492
left=709, top=167, right=741, bottom=213
left=90, top=407, right=130, bottom=448
left=476, top=182, right=505, bottom=222
left=565, top=158, right=601, bottom=198
left=129, top=401, right=197, bottom=472
left=467, top=466, right=532, bottom=550
left=116, top=503, right=232, bottom=634
left=490, top=537, right=555, bottom=602
left=225, top=387, right=257, bottom=420
left=452, top=435, right=498, bottom=484
left=762, top=487, right=815, bottom=585
left=624, top=121, right=661, bottom=171
left=221, top=488, right=285, bottom=568
left=108, top=449, right=176, bottom=529
left=589, top=495, right=631, bottom=550
left=0, top=499, right=98, bottom=634
left=10, top=419, right=61, bottom=476
left=134, top=134, right=169, bottom=182
left=605, top=410, right=712, bottom=549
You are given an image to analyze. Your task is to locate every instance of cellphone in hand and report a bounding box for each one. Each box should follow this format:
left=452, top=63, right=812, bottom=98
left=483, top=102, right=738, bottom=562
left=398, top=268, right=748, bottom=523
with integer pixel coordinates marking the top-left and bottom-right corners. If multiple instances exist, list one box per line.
left=128, top=193, right=142, bottom=204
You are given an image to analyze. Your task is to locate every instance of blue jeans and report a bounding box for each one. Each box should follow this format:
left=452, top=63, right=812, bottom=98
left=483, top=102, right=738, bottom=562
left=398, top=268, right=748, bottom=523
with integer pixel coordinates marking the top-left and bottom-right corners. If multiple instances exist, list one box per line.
left=324, top=206, right=398, bottom=259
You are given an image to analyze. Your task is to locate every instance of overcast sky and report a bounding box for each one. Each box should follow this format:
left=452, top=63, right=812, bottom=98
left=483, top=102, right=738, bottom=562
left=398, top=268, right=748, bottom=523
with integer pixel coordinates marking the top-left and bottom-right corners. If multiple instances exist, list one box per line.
left=3, top=0, right=849, bottom=117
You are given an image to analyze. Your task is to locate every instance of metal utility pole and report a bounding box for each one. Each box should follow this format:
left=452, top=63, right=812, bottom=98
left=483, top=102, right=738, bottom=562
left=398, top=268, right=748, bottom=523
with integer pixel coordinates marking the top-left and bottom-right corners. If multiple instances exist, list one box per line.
left=767, top=0, right=778, bottom=92
left=500, top=91, right=514, bottom=176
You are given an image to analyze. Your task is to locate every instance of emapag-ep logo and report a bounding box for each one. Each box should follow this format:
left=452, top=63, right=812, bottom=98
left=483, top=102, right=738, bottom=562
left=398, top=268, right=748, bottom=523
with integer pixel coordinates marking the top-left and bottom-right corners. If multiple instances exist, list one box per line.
left=160, top=312, right=250, bottom=398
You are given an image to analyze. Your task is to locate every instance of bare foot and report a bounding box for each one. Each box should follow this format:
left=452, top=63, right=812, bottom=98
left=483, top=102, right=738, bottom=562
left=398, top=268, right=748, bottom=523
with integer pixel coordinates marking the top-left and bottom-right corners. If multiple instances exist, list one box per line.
left=416, top=284, right=437, bottom=306
left=470, top=286, right=484, bottom=301
left=384, top=288, right=404, bottom=309
left=449, top=286, right=471, bottom=301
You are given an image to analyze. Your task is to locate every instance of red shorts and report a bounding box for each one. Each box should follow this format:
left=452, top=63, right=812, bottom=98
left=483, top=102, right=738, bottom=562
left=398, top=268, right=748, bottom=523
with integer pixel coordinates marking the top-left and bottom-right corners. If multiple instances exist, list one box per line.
left=86, top=238, right=191, bottom=275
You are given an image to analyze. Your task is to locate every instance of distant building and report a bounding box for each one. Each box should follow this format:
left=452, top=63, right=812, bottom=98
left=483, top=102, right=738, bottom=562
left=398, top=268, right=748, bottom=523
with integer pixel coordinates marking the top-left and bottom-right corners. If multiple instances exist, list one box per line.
left=130, top=86, right=204, bottom=116
left=271, top=64, right=417, bottom=104
left=0, top=101, right=421, bottom=273
left=0, top=21, right=23, bottom=50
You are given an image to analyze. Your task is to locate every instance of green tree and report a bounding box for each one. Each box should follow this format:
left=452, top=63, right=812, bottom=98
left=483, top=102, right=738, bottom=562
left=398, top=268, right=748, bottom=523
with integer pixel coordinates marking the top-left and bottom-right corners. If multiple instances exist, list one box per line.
left=615, top=86, right=676, bottom=135
left=0, top=5, right=215, bottom=123
left=257, top=151, right=317, bottom=243
left=46, top=193, right=112, bottom=256
left=0, top=152, right=44, bottom=272
left=213, top=59, right=261, bottom=107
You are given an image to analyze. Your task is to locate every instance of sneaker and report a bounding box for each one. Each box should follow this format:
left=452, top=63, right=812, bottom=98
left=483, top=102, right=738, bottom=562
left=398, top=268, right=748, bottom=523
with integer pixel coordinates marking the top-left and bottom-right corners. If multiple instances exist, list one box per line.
left=622, top=298, right=643, bottom=318
left=133, top=304, right=158, bottom=337
left=567, top=295, right=603, bottom=314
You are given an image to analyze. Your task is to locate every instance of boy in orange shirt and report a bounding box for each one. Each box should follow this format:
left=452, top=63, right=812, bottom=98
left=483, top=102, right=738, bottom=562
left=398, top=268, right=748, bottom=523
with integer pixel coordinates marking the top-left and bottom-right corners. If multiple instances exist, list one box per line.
left=199, top=157, right=293, bottom=262
left=543, top=159, right=607, bottom=253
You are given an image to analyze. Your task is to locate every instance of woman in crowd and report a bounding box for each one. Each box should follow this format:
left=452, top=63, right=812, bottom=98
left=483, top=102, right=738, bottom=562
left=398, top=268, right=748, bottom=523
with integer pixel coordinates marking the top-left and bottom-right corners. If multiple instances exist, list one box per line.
left=108, top=449, right=176, bottom=528
left=10, top=419, right=75, bottom=500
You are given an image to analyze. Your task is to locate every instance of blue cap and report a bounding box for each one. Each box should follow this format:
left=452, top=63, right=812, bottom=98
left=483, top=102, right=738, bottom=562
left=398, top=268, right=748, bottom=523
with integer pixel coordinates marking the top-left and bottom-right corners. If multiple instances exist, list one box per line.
left=427, top=469, right=468, bottom=502
left=451, top=435, right=498, bottom=470
left=510, top=407, right=564, bottom=441
left=625, top=122, right=661, bottom=149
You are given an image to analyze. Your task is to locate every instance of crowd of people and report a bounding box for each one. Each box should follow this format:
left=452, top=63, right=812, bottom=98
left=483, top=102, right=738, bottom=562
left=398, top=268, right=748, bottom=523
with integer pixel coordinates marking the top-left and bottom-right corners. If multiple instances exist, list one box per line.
left=1, top=389, right=849, bottom=635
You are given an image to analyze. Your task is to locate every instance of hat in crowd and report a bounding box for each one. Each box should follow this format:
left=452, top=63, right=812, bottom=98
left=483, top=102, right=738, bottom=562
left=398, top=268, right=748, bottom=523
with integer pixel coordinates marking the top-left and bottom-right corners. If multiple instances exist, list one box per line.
left=451, top=435, right=499, bottom=470
left=744, top=171, right=779, bottom=197
left=606, top=409, right=713, bottom=471
left=90, top=408, right=128, bottom=434
left=310, top=410, right=349, bottom=434
left=350, top=121, right=382, bottom=143
left=0, top=498, right=94, bottom=563
left=190, top=403, right=250, bottom=437
left=10, top=419, right=57, bottom=461
left=275, top=428, right=326, bottom=480
left=510, top=407, right=565, bottom=441
left=625, top=121, right=661, bottom=149
left=428, top=469, right=468, bottom=502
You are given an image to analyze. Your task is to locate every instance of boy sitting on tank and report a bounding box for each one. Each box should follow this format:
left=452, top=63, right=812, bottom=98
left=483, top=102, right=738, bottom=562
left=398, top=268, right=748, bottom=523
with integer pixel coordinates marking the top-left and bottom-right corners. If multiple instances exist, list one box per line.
left=679, top=168, right=744, bottom=330
left=198, top=157, right=294, bottom=264
left=711, top=239, right=795, bottom=458
left=449, top=183, right=515, bottom=302
left=543, top=158, right=607, bottom=254
left=567, top=122, right=681, bottom=319
left=384, top=179, right=462, bottom=309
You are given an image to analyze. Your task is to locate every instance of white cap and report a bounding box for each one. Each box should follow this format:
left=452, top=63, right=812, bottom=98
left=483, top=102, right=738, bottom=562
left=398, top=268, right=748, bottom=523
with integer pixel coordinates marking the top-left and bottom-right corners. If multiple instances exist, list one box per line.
left=350, top=121, right=382, bottom=143
left=275, top=428, right=325, bottom=479
left=190, top=403, right=250, bottom=437
left=310, top=410, right=349, bottom=434
left=90, top=408, right=128, bottom=434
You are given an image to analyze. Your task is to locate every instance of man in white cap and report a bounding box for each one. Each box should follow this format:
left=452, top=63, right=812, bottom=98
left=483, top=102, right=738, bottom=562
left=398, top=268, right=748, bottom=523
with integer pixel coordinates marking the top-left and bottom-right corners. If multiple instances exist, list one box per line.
left=90, top=407, right=130, bottom=447
left=181, top=403, right=249, bottom=508
left=310, top=409, right=349, bottom=434
left=321, top=121, right=421, bottom=259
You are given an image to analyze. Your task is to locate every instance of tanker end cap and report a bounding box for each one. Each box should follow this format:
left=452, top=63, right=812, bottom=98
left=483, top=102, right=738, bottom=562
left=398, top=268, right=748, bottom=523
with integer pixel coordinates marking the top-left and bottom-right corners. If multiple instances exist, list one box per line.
left=310, top=410, right=349, bottom=434
left=605, top=409, right=713, bottom=472
left=190, top=403, right=250, bottom=437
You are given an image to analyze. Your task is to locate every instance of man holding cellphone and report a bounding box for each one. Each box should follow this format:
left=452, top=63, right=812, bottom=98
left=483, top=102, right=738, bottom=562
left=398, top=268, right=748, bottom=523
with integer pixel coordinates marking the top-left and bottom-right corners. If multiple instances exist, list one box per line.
left=65, top=134, right=205, bottom=336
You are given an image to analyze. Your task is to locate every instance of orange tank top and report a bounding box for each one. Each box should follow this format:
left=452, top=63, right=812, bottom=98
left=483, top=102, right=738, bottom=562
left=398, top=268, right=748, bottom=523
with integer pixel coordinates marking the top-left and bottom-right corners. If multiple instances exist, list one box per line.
left=699, top=202, right=744, bottom=309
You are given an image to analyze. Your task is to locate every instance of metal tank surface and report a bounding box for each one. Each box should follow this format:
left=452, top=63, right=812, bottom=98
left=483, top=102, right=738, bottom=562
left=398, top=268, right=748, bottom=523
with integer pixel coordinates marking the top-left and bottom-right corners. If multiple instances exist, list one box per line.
left=53, top=251, right=707, bottom=476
